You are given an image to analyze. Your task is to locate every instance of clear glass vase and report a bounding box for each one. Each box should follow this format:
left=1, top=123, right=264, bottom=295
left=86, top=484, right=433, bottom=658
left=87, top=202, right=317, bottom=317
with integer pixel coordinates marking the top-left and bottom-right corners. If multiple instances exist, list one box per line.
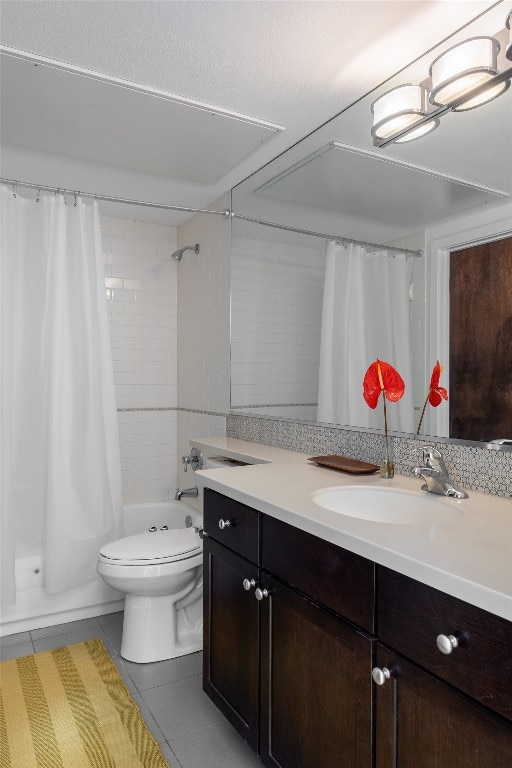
left=380, top=439, right=394, bottom=479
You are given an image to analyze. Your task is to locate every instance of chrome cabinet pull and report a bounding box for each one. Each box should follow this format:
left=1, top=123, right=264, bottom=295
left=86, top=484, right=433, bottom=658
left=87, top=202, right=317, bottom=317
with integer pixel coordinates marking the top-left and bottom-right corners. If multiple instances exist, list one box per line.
left=218, top=519, right=231, bottom=530
left=436, top=634, right=459, bottom=654
left=243, top=578, right=256, bottom=591
left=372, top=667, right=391, bottom=685
left=255, top=588, right=269, bottom=600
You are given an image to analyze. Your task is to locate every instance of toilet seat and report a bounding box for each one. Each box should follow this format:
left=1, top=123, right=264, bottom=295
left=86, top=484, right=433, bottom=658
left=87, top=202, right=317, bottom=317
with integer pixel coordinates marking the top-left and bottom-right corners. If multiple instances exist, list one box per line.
left=99, top=529, right=201, bottom=566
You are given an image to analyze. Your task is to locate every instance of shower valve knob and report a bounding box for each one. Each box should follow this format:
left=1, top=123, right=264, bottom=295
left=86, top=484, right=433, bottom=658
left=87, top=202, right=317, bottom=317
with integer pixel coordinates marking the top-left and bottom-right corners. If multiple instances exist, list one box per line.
left=182, top=456, right=192, bottom=472
left=182, top=447, right=203, bottom=473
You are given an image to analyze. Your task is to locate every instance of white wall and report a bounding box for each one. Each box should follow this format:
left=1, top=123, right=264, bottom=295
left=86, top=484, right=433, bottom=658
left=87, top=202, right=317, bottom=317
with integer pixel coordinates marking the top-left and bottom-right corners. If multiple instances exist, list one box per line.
left=231, top=236, right=324, bottom=420
left=101, top=215, right=179, bottom=505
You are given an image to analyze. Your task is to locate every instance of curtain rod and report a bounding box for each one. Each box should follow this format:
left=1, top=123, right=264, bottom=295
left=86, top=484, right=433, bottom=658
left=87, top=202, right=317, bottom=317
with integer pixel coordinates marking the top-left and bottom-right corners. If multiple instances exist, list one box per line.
left=1, top=178, right=422, bottom=256
left=0, top=178, right=231, bottom=218
left=232, top=213, right=423, bottom=256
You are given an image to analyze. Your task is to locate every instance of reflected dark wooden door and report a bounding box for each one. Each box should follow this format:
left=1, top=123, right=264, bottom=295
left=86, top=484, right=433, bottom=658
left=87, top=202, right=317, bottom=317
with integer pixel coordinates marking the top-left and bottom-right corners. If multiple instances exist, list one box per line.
left=260, top=573, right=375, bottom=768
left=449, top=236, right=512, bottom=441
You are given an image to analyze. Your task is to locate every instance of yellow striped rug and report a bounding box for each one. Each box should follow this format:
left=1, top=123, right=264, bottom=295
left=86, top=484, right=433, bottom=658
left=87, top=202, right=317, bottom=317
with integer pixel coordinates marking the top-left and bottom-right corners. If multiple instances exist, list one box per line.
left=0, top=637, right=169, bottom=767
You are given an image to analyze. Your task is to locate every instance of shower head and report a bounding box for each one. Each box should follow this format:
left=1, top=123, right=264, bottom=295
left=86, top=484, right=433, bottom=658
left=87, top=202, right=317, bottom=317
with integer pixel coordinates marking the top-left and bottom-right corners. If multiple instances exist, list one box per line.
left=171, top=243, right=200, bottom=262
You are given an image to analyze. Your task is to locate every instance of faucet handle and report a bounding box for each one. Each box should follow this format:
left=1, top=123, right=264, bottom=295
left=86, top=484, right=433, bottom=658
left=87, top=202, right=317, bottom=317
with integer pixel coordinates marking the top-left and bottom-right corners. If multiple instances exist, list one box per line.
left=420, top=445, right=447, bottom=472
left=420, top=445, right=436, bottom=467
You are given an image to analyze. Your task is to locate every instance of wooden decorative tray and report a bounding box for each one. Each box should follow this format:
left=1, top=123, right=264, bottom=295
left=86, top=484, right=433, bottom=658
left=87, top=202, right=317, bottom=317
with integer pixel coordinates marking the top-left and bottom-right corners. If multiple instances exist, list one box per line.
left=308, top=455, right=379, bottom=474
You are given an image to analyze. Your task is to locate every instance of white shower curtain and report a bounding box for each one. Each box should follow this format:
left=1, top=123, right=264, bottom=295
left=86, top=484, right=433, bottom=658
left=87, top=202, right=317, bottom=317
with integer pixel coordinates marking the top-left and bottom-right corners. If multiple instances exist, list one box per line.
left=1, top=187, right=123, bottom=603
left=317, top=241, right=415, bottom=432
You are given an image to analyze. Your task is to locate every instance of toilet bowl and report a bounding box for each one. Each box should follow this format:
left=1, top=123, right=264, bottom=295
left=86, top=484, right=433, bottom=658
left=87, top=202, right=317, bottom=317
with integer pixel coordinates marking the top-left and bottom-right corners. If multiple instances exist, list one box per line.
left=97, top=527, right=203, bottom=663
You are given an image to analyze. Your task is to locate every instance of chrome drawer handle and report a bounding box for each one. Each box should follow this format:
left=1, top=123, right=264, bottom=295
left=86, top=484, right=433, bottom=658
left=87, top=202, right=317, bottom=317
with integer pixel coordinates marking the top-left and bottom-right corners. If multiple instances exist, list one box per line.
left=243, top=578, right=256, bottom=591
left=372, top=667, right=391, bottom=686
left=255, top=588, right=269, bottom=600
left=218, top=519, right=231, bottom=530
left=436, top=634, right=459, bottom=654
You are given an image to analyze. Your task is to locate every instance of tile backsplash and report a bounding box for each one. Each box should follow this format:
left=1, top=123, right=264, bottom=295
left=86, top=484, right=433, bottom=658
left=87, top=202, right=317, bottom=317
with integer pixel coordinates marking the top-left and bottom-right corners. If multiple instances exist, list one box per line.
left=227, top=413, right=512, bottom=498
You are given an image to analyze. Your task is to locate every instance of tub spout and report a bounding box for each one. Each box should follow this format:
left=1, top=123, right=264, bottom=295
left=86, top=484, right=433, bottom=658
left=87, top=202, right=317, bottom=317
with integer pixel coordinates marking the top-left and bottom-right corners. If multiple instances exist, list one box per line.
left=175, top=487, right=199, bottom=501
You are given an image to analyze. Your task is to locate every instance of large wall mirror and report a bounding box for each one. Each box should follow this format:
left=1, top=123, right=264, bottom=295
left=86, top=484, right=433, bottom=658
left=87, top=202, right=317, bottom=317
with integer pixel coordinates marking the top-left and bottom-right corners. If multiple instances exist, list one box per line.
left=230, top=1, right=512, bottom=448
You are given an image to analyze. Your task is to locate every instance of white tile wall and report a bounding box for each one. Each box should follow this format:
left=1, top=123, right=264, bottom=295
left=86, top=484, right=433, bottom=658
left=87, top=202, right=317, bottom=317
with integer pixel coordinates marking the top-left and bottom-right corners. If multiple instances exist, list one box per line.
left=231, top=237, right=325, bottom=413
left=175, top=194, right=231, bottom=500
left=176, top=410, right=227, bottom=514
left=176, top=195, right=231, bottom=415
left=101, top=215, right=179, bottom=505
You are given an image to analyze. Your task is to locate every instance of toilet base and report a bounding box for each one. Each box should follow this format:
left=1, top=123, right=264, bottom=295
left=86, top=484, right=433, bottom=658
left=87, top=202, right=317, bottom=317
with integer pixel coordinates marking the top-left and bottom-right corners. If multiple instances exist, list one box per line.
left=120, top=592, right=202, bottom=663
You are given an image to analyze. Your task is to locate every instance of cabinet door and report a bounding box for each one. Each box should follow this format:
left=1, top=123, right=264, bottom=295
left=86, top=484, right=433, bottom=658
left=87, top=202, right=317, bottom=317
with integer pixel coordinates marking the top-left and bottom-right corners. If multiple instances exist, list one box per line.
left=374, top=644, right=512, bottom=768
left=260, top=573, right=375, bottom=768
left=203, top=536, right=260, bottom=750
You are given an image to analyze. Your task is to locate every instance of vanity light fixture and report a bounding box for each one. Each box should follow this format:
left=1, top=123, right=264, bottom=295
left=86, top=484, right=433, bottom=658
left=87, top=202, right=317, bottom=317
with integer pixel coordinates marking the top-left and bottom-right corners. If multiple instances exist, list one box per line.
left=506, top=11, right=512, bottom=61
left=371, top=85, right=440, bottom=143
left=372, top=12, right=512, bottom=147
left=429, top=37, right=509, bottom=110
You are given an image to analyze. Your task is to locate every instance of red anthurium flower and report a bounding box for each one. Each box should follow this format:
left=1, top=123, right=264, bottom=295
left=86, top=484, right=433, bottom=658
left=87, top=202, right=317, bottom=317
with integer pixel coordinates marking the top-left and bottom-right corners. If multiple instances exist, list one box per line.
left=363, top=359, right=405, bottom=409
left=428, top=361, right=448, bottom=407
left=416, top=360, right=448, bottom=433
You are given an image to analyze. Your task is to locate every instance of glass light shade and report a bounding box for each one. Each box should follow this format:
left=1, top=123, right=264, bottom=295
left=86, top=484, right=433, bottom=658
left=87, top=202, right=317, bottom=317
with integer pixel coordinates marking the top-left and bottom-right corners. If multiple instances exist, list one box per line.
left=506, top=12, right=512, bottom=62
left=429, top=36, right=508, bottom=110
left=371, top=84, right=438, bottom=143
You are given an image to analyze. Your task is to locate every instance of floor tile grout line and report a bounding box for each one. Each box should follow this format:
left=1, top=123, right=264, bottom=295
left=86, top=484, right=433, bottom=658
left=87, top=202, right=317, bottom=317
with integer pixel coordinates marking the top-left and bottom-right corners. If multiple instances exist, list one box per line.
left=133, top=671, right=203, bottom=695
left=28, top=616, right=103, bottom=642
left=166, top=740, right=185, bottom=768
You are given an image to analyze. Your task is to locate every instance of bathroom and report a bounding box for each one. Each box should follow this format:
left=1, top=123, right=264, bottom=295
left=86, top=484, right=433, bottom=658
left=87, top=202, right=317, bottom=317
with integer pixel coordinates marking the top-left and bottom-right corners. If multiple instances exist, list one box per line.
left=1, top=2, right=511, bottom=767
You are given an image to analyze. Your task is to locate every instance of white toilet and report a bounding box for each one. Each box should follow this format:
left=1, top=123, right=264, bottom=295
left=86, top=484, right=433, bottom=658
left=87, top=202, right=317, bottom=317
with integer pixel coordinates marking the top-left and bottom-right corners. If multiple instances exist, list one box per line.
left=97, top=526, right=203, bottom=663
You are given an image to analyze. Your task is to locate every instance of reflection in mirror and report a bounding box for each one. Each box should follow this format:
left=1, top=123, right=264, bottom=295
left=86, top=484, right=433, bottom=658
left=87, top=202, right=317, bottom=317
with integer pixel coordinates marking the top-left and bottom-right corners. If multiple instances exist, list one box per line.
left=447, top=237, right=512, bottom=442
left=231, top=219, right=424, bottom=431
left=231, top=2, right=512, bottom=448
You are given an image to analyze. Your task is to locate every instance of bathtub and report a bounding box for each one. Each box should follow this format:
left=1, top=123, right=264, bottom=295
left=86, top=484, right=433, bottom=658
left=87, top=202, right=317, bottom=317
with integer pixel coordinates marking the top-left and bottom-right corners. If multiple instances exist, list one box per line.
left=1, top=501, right=201, bottom=637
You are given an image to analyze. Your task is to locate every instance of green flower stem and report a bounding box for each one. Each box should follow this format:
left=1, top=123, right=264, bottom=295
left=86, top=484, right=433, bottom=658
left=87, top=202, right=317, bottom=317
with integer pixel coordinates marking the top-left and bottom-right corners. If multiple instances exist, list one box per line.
left=416, top=392, right=429, bottom=434
left=383, top=391, right=389, bottom=463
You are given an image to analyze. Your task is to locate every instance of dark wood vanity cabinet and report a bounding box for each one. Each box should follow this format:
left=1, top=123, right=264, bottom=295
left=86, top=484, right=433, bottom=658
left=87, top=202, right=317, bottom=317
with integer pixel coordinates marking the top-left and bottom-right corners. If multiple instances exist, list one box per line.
left=375, top=567, right=512, bottom=767
left=203, top=492, right=261, bottom=750
left=203, top=489, right=512, bottom=767
left=374, top=644, right=512, bottom=768
left=259, top=571, right=374, bottom=768
left=203, top=489, right=375, bottom=766
left=377, top=566, right=512, bottom=722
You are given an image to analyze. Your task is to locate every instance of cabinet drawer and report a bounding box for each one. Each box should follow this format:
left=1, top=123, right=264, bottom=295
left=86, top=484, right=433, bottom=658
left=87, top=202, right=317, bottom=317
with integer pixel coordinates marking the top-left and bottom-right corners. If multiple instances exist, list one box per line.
left=378, top=566, right=512, bottom=721
left=204, top=489, right=261, bottom=564
left=262, top=515, right=375, bottom=632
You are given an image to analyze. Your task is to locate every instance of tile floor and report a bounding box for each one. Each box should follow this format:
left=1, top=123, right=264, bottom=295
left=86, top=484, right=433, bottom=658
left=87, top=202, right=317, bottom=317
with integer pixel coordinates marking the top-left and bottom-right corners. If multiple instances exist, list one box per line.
left=0, top=613, right=261, bottom=768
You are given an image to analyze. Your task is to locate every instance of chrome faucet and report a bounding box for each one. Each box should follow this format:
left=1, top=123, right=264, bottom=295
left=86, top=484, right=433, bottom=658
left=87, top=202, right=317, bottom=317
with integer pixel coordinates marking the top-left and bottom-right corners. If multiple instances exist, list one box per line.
left=412, top=446, right=468, bottom=499
left=175, top=486, right=199, bottom=501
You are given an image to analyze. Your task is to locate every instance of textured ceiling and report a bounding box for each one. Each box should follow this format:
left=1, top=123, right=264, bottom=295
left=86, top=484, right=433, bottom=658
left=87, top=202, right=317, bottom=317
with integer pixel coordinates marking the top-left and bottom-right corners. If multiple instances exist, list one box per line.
left=0, top=0, right=498, bottom=223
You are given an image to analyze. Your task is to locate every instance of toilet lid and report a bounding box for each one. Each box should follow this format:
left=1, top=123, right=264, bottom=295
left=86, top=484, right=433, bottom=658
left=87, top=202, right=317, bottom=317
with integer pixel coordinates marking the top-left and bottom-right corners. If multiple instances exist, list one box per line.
left=100, top=528, right=201, bottom=563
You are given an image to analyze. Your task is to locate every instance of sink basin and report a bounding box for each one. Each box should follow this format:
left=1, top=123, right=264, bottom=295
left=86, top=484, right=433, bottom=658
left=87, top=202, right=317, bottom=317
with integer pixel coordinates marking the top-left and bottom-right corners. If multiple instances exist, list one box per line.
left=311, top=486, right=460, bottom=525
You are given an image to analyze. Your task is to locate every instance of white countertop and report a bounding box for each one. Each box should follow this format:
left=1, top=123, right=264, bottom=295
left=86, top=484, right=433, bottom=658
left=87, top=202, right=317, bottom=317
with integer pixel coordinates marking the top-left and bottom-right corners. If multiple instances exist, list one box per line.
left=192, top=437, right=512, bottom=622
